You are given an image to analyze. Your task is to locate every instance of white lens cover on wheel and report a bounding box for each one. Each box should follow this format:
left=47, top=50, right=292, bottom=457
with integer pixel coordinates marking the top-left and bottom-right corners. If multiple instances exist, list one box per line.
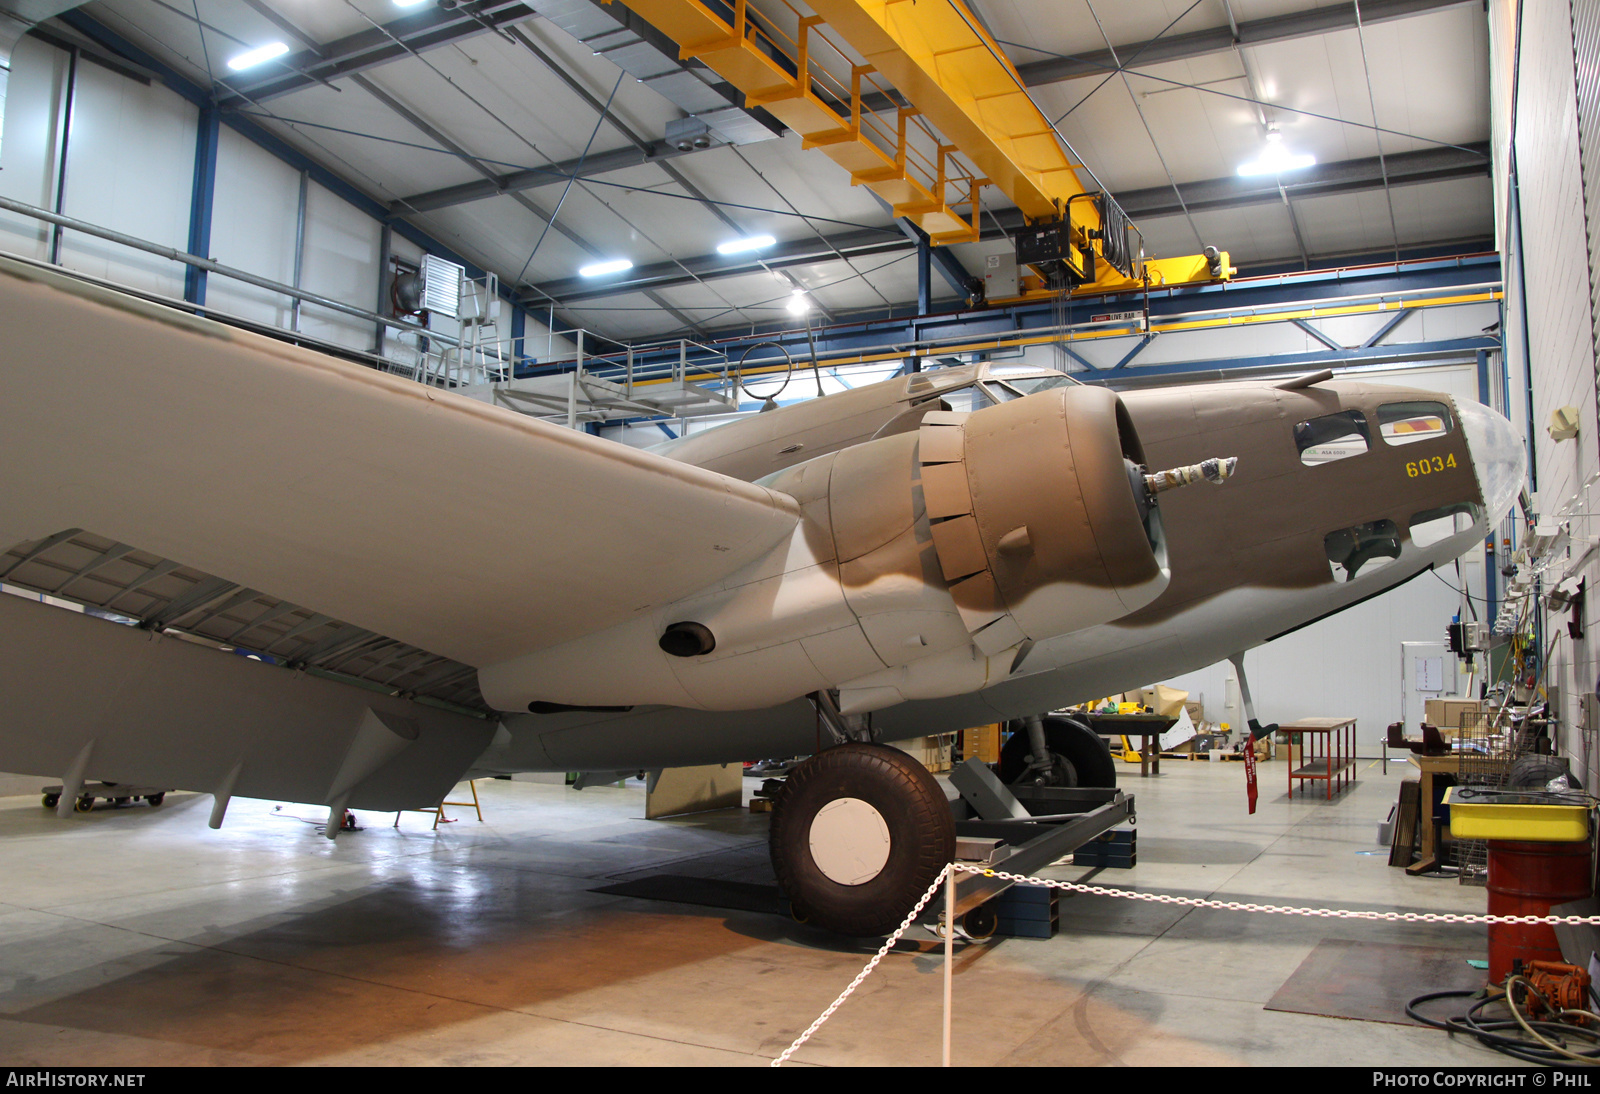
left=808, top=797, right=892, bottom=885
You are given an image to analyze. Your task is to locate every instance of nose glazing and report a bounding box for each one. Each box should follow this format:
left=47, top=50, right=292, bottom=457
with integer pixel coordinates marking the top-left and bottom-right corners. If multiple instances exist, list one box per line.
left=1456, top=399, right=1526, bottom=524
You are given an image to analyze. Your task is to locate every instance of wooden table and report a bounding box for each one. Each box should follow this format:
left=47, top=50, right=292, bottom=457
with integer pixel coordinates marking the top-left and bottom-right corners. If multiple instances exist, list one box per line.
left=1083, top=713, right=1176, bottom=777
left=1405, top=752, right=1461, bottom=875
left=1284, top=717, right=1357, bottom=800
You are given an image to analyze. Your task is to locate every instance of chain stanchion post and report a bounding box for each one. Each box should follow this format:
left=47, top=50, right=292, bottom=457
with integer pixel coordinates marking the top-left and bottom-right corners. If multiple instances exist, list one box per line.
left=943, top=866, right=954, bottom=1067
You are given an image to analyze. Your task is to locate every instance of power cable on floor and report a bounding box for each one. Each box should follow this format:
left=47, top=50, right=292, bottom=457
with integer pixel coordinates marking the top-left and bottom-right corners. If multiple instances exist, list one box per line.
left=1408, top=976, right=1600, bottom=1066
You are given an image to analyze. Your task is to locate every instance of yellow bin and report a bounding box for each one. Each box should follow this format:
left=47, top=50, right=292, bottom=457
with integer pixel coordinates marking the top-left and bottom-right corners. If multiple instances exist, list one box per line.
left=1443, top=786, right=1590, bottom=842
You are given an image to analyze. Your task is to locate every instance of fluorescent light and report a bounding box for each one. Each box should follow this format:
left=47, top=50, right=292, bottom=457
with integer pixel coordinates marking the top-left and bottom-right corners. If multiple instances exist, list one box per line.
left=225, top=41, right=290, bottom=72
left=717, top=234, right=775, bottom=255
left=394, top=0, right=431, bottom=6
left=1236, top=143, right=1316, bottom=177
left=578, top=258, right=633, bottom=278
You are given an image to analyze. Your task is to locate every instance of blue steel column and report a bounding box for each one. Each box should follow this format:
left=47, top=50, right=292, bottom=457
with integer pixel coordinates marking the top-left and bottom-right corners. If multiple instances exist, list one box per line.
left=185, top=101, right=219, bottom=306
left=908, top=233, right=931, bottom=373
left=917, top=234, right=931, bottom=316
left=511, top=304, right=527, bottom=373
left=374, top=221, right=391, bottom=355
left=48, top=47, right=78, bottom=265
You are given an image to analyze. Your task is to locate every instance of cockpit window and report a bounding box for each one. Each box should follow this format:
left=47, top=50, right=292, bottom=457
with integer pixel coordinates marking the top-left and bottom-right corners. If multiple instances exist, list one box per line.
left=939, top=384, right=997, bottom=414
left=1325, top=520, right=1402, bottom=581
left=1376, top=401, right=1453, bottom=446
left=1001, top=375, right=1079, bottom=397
left=1295, top=411, right=1371, bottom=466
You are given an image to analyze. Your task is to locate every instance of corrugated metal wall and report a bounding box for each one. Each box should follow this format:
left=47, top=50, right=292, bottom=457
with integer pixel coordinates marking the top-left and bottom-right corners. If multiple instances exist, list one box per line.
left=1496, top=0, right=1600, bottom=786
left=1574, top=0, right=1600, bottom=428
left=0, top=33, right=571, bottom=364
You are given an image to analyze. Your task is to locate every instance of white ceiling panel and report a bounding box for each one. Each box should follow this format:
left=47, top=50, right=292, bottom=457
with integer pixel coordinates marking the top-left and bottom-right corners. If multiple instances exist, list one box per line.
left=59, top=0, right=1497, bottom=341
left=1136, top=201, right=1306, bottom=268
left=559, top=291, right=690, bottom=340
left=666, top=134, right=896, bottom=236
left=410, top=193, right=590, bottom=283
left=970, top=0, right=1222, bottom=66
left=1292, top=176, right=1494, bottom=258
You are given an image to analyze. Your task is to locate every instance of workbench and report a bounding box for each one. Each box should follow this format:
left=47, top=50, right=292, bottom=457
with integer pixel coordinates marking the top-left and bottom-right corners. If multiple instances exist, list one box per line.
left=1083, top=712, right=1176, bottom=777
left=1284, top=717, right=1358, bottom=800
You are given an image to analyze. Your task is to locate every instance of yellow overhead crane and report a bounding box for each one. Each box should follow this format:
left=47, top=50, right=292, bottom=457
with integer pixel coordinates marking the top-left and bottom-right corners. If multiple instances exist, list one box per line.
left=608, top=0, right=1232, bottom=302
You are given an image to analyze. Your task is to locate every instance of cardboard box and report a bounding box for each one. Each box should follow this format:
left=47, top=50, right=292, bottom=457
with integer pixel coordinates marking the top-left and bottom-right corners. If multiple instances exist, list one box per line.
left=1139, top=684, right=1189, bottom=718
left=1424, top=697, right=1481, bottom=729
left=893, top=734, right=955, bottom=772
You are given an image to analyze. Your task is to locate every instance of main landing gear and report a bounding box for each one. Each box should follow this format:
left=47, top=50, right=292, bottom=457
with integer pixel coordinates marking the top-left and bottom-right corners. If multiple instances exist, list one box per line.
left=997, top=715, right=1117, bottom=789
left=769, top=743, right=955, bottom=937
left=768, top=700, right=1124, bottom=937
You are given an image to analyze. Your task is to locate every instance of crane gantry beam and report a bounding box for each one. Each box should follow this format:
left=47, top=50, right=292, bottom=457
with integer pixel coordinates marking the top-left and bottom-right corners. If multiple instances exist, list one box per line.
left=613, top=0, right=1231, bottom=296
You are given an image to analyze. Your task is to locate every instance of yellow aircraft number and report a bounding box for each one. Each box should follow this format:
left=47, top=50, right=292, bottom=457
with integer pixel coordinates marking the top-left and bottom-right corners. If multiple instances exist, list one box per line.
left=1405, top=454, right=1457, bottom=477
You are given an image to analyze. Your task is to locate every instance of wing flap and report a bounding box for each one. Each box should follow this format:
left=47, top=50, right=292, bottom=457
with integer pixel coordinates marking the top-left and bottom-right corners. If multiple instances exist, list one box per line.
left=0, top=259, right=799, bottom=669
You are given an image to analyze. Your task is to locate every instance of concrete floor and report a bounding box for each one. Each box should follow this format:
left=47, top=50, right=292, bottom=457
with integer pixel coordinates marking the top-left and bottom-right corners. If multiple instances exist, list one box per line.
left=0, top=756, right=1505, bottom=1066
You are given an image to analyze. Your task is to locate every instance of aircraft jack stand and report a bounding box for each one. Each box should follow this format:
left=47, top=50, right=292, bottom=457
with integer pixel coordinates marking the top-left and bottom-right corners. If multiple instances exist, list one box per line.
left=930, top=759, right=1132, bottom=936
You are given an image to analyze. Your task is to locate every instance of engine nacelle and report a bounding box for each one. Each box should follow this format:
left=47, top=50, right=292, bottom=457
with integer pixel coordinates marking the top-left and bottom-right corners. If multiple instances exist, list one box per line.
left=478, top=385, right=1169, bottom=713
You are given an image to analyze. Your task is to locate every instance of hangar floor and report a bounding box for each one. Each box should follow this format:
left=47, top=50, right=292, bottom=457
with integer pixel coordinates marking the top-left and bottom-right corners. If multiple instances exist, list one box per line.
left=0, top=759, right=1502, bottom=1067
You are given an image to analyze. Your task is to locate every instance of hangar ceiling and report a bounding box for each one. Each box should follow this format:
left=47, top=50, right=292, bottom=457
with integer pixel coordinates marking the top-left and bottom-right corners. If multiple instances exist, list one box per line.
left=66, top=0, right=1491, bottom=341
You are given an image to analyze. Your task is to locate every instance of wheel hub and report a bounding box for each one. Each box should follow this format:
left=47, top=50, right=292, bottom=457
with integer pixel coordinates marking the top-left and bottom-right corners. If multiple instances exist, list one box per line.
left=808, top=796, right=892, bottom=885
left=1021, top=752, right=1078, bottom=788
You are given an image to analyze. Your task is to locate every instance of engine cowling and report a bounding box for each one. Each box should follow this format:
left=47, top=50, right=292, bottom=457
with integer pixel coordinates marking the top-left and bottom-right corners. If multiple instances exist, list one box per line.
left=478, top=385, right=1171, bottom=714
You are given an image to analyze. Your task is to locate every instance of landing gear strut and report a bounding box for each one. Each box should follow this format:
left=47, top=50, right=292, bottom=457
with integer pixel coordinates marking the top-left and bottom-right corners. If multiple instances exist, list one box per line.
left=997, top=715, right=1117, bottom=788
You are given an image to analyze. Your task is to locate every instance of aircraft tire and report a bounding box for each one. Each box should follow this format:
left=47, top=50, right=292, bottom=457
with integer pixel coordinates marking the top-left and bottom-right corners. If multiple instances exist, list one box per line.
left=769, top=743, right=955, bottom=937
left=998, top=716, right=1118, bottom=788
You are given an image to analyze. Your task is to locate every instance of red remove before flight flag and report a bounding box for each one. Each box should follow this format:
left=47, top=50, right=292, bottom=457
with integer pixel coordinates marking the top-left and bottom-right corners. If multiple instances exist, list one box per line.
left=1243, top=734, right=1259, bottom=814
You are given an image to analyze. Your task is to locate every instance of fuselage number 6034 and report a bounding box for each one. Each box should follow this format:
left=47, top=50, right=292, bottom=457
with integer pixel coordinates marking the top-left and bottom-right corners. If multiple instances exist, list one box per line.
left=1406, top=454, right=1457, bottom=477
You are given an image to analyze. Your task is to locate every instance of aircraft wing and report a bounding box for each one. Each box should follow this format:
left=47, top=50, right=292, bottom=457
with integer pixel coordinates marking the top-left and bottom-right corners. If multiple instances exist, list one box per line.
left=0, top=258, right=801, bottom=672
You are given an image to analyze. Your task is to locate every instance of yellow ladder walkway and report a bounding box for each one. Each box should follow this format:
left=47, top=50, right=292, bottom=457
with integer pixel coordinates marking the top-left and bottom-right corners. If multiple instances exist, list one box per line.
left=617, top=0, right=983, bottom=243
left=809, top=0, right=1072, bottom=222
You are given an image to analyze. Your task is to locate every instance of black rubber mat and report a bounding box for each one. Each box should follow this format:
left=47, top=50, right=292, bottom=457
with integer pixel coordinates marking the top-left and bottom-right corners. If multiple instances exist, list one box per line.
left=593, top=874, right=785, bottom=915
left=1265, top=938, right=1486, bottom=1026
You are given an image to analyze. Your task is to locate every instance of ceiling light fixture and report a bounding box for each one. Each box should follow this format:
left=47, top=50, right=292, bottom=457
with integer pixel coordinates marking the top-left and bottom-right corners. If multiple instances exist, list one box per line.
left=717, top=234, right=775, bottom=255
left=1236, top=140, right=1315, bottom=177
left=578, top=258, right=633, bottom=278
left=394, top=0, right=431, bottom=7
left=225, top=41, right=290, bottom=72
left=786, top=288, right=810, bottom=316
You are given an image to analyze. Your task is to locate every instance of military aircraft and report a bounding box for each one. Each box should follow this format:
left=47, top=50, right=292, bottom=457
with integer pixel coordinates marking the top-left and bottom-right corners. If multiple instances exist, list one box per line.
left=0, top=252, right=1524, bottom=935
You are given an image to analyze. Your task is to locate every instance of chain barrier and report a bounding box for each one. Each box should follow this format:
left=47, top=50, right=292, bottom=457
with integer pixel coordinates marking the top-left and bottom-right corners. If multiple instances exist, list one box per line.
left=951, top=863, right=1600, bottom=925
left=770, top=860, right=1600, bottom=1066
left=770, top=864, right=953, bottom=1067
